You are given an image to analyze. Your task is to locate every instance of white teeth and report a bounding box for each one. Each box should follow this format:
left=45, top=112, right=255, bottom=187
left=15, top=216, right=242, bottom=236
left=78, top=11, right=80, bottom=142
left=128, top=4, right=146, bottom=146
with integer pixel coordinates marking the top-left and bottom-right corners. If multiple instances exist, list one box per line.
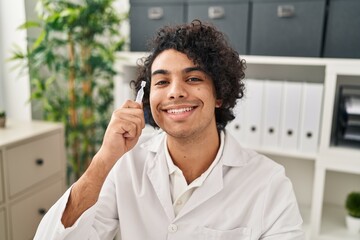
left=167, top=107, right=193, bottom=114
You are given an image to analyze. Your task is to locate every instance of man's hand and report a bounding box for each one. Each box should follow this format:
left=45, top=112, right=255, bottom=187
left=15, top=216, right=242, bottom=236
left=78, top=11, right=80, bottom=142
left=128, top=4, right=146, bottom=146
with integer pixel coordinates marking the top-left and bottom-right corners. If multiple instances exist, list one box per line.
left=96, top=100, right=145, bottom=168
left=61, top=100, right=145, bottom=228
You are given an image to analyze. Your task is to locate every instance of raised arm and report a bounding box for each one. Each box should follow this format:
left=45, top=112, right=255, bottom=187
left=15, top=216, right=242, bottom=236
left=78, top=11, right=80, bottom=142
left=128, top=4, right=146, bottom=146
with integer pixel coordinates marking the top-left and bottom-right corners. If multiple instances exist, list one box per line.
left=61, top=100, right=145, bottom=227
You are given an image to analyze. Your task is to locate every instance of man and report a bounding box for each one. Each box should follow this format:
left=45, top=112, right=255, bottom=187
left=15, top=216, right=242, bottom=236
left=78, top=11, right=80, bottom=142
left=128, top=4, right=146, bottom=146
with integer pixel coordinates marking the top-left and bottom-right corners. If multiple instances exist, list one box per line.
left=35, top=20, right=304, bottom=239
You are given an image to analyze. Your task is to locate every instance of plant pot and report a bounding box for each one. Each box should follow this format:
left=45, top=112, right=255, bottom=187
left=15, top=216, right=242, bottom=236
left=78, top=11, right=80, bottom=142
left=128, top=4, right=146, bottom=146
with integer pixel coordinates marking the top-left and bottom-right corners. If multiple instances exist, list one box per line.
left=0, top=117, right=5, bottom=128
left=346, top=215, right=360, bottom=234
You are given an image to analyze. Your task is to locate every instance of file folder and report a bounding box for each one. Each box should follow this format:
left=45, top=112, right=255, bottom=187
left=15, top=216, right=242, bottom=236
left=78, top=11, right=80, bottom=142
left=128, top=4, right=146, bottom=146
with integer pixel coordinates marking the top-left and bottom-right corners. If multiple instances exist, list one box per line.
left=345, top=96, right=360, bottom=115
left=299, top=82, right=324, bottom=153
left=344, top=125, right=360, bottom=141
left=347, top=112, right=360, bottom=127
left=261, top=80, right=283, bottom=148
left=280, top=81, right=303, bottom=150
left=243, top=79, right=264, bottom=148
left=227, top=99, right=246, bottom=145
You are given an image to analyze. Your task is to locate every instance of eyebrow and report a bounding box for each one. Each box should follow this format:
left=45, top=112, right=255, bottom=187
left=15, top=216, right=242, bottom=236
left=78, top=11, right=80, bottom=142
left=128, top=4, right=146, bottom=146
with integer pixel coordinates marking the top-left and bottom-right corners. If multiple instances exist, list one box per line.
left=151, top=67, right=204, bottom=76
left=184, top=66, right=204, bottom=73
left=151, top=69, right=169, bottom=76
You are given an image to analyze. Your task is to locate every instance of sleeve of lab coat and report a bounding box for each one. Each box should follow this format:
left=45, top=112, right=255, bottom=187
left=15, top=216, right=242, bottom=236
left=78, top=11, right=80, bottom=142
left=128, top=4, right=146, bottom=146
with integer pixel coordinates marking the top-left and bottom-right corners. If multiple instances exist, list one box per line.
left=33, top=169, right=119, bottom=240
left=260, top=167, right=305, bottom=240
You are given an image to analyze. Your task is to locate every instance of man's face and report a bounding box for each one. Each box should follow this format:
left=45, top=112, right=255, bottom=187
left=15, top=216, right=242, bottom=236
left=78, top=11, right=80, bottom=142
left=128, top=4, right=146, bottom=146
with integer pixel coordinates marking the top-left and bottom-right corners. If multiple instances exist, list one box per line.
left=149, top=49, right=221, bottom=139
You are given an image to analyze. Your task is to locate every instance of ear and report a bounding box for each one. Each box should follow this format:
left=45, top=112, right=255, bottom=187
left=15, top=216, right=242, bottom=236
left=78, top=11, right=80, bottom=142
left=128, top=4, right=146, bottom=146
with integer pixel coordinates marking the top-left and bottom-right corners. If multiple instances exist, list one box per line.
left=215, top=99, right=223, bottom=108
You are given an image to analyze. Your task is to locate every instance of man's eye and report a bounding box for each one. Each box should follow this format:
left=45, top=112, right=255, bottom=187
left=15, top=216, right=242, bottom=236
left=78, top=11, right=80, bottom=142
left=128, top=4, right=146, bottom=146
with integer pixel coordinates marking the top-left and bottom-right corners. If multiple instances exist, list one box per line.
left=154, top=80, right=169, bottom=86
left=187, top=77, right=202, bottom=82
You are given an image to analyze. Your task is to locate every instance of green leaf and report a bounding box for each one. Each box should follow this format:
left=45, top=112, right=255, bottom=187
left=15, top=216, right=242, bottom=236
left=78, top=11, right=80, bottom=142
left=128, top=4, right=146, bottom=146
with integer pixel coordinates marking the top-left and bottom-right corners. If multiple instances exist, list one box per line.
left=32, top=30, right=46, bottom=50
left=10, top=0, right=128, bottom=184
left=18, top=21, right=41, bottom=30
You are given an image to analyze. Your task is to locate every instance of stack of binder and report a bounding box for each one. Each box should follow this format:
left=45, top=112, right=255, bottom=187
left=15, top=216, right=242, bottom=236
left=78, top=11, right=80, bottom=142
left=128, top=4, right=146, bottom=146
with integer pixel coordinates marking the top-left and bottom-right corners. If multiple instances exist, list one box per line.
left=227, top=78, right=324, bottom=154
left=337, top=86, right=360, bottom=146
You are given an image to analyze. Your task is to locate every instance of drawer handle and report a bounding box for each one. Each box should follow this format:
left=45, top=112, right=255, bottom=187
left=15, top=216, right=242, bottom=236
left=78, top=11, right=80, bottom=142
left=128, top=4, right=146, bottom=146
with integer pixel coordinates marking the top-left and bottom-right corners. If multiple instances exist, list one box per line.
left=208, top=6, right=225, bottom=19
left=38, top=208, right=47, bottom=216
left=148, top=7, right=163, bottom=20
left=35, top=158, right=44, bottom=166
left=277, top=5, right=295, bottom=18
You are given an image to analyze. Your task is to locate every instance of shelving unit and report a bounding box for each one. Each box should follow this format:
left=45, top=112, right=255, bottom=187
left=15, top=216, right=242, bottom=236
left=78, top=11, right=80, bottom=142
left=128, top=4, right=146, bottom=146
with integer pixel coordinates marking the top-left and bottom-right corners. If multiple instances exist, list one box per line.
left=310, top=64, right=360, bottom=240
left=115, top=52, right=360, bottom=240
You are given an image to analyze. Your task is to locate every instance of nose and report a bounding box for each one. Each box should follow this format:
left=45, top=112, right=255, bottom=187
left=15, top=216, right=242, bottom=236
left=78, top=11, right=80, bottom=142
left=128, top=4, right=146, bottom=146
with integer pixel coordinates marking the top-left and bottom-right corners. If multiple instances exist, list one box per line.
left=167, top=80, right=187, bottom=99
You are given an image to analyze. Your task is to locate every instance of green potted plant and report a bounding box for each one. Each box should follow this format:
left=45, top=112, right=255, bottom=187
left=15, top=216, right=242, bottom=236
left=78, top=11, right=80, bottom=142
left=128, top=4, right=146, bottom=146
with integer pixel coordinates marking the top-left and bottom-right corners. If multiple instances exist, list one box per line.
left=11, top=0, right=127, bottom=183
left=345, top=191, right=360, bottom=234
left=0, top=111, right=5, bottom=128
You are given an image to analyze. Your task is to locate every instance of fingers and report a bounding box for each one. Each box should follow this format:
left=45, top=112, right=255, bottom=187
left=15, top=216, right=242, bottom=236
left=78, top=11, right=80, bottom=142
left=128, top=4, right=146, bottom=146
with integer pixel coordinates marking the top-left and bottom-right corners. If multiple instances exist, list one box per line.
left=114, top=115, right=142, bottom=138
left=120, top=100, right=143, bottom=110
left=112, top=100, right=145, bottom=137
left=96, top=100, right=146, bottom=164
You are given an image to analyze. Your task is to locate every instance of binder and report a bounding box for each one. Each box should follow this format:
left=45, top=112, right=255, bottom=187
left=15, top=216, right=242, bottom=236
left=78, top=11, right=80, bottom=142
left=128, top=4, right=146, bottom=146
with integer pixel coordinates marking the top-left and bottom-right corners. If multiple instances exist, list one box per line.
left=280, top=81, right=303, bottom=150
left=299, top=82, right=323, bottom=153
left=243, top=79, right=264, bottom=148
left=227, top=99, right=246, bottom=145
left=261, top=80, right=283, bottom=148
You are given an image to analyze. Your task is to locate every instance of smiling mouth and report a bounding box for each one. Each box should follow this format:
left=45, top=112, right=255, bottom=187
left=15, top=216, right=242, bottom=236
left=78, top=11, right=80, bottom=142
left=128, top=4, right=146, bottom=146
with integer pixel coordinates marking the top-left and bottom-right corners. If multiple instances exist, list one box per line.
left=167, top=107, right=194, bottom=114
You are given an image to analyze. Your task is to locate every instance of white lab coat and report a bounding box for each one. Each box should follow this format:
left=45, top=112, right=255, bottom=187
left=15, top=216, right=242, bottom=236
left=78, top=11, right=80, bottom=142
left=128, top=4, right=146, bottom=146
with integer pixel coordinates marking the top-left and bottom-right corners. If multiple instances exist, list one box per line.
left=34, top=130, right=304, bottom=240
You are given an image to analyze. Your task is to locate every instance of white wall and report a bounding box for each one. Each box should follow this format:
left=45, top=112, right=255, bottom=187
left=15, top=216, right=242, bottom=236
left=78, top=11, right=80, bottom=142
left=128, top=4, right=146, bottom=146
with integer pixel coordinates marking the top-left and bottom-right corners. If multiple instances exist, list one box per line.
left=0, top=26, right=4, bottom=112
left=0, top=0, right=31, bottom=120
left=115, top=0, right=130, bottom=50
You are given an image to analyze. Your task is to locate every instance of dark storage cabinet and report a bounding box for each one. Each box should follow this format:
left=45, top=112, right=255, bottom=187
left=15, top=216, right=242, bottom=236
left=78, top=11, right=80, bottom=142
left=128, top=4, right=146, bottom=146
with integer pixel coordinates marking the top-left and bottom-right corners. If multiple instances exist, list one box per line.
left=323, top=0, right=360, bottom=58
left=130, top=0, right=186, bottom=51
left=129, top=0, right=360, bottom=59
left=187, top=0, right=250, bottom=54
left=249, top=0, right=326, bottom=57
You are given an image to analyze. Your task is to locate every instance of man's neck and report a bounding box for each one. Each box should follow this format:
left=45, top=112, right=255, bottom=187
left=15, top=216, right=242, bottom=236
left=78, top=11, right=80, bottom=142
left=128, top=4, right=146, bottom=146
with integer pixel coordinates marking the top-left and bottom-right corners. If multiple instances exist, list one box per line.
left=166, top=128, right=221, bottom=184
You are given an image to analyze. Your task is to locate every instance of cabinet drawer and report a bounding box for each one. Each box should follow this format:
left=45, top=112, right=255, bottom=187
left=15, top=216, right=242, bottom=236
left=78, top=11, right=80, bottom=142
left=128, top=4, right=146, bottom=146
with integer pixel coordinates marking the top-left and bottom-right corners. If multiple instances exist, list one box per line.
left=0, top=152, right=4, bottom=203
left=187, top=1, right=249, bottom=54
left=250, top=0, right=326, bottom=57
left=130, top=2, right=186, bottom=51
left=0, top=208, right=7, bottom=240
left=10, top=180, right=63, bottom=240
left=6, top=133, right=63, bottom=197
left=323, top=0, right=360, bottom=58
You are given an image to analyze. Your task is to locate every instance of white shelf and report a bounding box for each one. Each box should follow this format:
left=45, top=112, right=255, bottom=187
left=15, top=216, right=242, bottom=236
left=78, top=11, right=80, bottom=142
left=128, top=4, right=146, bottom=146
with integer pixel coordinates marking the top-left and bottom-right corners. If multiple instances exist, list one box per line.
left=317, top=148, right=360, bottom=175
left=318, top=204, right=360, bottom=240
left=115, top=53, right=360, bottom=240
left=254, top=147, right=316, bottom=161
left=116, top=52, right=360, bottom=67
left=300, top=204, right=312, bottom=240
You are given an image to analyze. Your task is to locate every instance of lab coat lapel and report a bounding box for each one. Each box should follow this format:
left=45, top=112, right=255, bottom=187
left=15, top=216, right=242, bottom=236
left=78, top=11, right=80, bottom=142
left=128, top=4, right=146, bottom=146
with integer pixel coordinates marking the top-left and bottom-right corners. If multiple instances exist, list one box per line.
left=176, top=163, right=224, bottom=219
left=146, top=145, right=175, bottom=221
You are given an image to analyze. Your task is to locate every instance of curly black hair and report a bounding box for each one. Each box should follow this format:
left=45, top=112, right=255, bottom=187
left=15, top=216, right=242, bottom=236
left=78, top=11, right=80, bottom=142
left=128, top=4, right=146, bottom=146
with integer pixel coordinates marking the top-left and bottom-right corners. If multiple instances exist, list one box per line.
left=133, top=20, right=246, bottom=130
